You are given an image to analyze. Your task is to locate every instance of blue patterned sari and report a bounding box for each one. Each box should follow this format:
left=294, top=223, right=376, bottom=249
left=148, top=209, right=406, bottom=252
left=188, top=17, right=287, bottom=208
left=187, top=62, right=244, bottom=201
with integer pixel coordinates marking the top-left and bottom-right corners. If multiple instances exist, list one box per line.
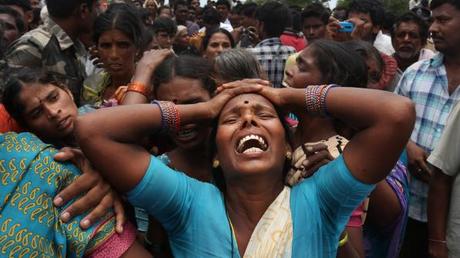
left=0, top=132, right=126, bottom=258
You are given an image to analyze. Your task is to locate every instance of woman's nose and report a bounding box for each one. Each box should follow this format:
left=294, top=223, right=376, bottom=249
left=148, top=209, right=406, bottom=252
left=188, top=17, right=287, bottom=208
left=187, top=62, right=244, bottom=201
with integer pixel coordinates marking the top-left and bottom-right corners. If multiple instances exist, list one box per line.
left=44, top=104, right=60, bottom=119
left=241, top=112, right=258, bottom=128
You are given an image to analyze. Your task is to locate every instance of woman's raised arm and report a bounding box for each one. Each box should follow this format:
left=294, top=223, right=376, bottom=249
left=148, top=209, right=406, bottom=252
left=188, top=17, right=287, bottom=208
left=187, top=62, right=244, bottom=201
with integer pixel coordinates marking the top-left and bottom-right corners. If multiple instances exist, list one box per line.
left=122, top=49, right=172, bottom=105
left=283, top=86, right=414, bottom=184
left=218, top=82, right=415, bottom=184
left=321, top=87, right=414, bottom=184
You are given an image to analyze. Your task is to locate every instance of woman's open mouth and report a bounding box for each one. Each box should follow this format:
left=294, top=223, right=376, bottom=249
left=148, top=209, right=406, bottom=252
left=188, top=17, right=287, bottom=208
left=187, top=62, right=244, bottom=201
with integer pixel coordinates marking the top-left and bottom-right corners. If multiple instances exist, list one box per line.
left=236, top=134, right=268, bottom=154
left=57, top=116, right=72, bottom=131
left=177, top=128, right=198, bottom=140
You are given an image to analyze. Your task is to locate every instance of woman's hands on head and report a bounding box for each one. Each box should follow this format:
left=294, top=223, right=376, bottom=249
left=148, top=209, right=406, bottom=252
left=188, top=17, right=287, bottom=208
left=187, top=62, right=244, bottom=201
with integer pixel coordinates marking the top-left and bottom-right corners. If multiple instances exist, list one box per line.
left=53, top=147, right=126, bottom=234
left=205, top=79, right=270, bottom=118
left=216, top=79, right=282, bottom=104
left=216, top=79, right=299, bottom=113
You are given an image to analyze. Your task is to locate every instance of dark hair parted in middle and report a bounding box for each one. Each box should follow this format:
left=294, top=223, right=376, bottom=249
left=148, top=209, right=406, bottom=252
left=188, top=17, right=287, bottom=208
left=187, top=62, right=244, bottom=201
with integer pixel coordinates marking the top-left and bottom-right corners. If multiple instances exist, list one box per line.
left=93, top=3, right=144, bottom=49
left=201, top=27, right=235, bottom=51
left=153, top=55, right=216, bottom=95
left=309, top=40, right=368, bottom=87
left=2, top=68, right=68, bottom=126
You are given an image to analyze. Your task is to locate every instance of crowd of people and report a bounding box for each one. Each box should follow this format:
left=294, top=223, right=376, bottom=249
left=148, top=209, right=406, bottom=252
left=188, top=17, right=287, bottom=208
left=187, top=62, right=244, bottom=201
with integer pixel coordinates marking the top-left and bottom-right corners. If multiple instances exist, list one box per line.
left=0, top=0, right=459, bottom=257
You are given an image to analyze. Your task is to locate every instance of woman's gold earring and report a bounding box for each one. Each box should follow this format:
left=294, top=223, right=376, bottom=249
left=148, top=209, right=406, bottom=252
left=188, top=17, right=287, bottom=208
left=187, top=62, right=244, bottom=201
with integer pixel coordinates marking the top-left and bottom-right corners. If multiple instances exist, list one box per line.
left=213, top=159, right=220, bottom=168
left=286, top=151, right=292, bottom=160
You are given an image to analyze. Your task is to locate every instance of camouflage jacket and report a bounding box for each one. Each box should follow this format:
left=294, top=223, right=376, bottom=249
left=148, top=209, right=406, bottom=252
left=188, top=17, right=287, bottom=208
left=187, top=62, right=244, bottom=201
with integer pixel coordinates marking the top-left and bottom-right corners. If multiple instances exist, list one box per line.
left=5, top=18, right=87, bottom=104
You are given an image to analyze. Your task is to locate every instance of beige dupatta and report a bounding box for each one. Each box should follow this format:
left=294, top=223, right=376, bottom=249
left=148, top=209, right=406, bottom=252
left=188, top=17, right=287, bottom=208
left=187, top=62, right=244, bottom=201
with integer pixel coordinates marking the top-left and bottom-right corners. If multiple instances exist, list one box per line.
left=243, top=186, right=293, bottom=258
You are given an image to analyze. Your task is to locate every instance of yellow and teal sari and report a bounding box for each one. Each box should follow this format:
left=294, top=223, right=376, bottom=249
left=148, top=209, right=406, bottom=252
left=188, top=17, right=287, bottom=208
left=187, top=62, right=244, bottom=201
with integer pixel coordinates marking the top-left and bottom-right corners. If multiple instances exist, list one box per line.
left=0, top=132, right=135, bottom=258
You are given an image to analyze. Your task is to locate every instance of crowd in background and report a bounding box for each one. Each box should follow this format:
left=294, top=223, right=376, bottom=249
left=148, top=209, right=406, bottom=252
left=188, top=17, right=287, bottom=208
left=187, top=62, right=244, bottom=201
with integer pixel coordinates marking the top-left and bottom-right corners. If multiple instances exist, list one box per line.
left=0, top=0, right=460, bottom=257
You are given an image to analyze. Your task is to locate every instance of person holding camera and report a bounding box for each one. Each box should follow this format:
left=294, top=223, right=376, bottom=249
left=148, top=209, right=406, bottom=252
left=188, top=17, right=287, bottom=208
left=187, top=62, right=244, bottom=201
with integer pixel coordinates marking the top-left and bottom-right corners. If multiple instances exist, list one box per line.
left=326, top=0, right=395, bottom=56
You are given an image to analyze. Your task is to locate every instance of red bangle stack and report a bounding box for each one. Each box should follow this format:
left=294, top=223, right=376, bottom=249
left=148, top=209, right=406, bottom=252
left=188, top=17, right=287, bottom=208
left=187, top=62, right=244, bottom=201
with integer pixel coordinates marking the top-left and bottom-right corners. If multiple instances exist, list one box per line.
left=304, top=84, right=337, bottom=116
left=152, top=100, right=181, bottom=134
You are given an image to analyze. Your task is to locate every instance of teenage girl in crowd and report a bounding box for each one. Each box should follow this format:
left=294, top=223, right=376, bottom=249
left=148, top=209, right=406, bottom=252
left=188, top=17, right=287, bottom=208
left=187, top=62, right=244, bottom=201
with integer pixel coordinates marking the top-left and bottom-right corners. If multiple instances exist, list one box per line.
left=81, top=4, right=145, bottom=107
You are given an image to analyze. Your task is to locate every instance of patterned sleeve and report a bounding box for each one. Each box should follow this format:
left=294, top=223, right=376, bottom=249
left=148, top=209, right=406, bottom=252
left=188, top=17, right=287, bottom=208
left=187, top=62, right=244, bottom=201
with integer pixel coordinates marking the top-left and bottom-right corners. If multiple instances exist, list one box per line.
left=0, top=132, right=123, bottom=257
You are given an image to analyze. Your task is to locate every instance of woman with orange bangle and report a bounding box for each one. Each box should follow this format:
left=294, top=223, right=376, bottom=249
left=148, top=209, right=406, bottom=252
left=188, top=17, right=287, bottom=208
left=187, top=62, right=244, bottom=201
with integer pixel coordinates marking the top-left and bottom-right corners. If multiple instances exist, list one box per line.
left=81, top=4, right=146, bottom=107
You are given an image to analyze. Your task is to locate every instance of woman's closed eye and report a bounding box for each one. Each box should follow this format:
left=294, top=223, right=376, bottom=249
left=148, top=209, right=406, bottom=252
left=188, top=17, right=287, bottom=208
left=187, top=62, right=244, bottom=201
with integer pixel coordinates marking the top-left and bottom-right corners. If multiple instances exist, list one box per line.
left=48, top=92, right=59, bottom=102
left=296, top=59, right=307, bottom=72
left=29, top=107, right=43, bottom=119
left=222, top=115, right=239, bottom=124
left=257, top=112, right=276, bottom=120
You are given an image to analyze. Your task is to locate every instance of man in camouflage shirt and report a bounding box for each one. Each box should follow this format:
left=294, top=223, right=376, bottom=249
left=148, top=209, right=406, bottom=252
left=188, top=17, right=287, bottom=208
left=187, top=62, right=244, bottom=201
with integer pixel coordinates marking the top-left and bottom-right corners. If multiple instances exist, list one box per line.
left=5, top=0, right=99, bottom=104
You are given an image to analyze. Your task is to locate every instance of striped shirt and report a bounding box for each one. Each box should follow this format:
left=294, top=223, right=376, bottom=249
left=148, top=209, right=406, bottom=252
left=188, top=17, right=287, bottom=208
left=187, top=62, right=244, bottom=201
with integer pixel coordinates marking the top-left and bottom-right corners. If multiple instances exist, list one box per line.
left=248, top=38, right=296, bottom=88
left=395, top=53, right=460, bottom=222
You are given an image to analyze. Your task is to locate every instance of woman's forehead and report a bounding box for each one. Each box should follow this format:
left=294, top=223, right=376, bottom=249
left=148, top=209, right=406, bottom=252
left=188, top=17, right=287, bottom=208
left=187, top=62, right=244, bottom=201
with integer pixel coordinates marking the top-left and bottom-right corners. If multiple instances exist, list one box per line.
left=20, top=83, right=54, bottom=98
left=19, top=84, right=56, bottom=109
left=221, top=93, right=275, bottom=112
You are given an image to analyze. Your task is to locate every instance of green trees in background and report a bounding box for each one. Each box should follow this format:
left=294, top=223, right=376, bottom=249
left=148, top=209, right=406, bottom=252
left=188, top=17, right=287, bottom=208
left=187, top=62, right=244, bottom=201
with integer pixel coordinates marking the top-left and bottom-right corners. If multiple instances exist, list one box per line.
left=337, top=0, right=410, bottom=16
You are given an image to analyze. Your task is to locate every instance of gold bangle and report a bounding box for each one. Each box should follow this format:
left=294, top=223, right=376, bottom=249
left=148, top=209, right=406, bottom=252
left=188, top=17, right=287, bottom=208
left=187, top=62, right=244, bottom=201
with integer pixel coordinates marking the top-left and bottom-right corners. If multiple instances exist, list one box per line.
left=339, top=232, right=349, bottom=247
